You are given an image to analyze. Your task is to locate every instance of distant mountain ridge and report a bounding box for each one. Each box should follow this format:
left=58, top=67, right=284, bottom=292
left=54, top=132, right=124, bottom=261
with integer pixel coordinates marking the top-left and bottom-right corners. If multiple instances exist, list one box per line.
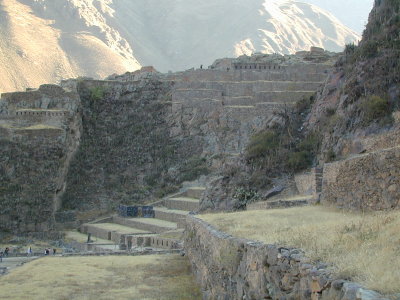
left=0, top=0, right=360, bottom=93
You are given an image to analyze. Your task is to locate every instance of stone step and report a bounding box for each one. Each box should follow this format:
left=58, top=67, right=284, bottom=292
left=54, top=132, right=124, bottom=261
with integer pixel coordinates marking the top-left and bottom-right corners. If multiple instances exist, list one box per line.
left=154, top=207, right=190, bottom=228
left=164, top=197, right=200, bottom=211
left=113, top=216, right=178, bottom=234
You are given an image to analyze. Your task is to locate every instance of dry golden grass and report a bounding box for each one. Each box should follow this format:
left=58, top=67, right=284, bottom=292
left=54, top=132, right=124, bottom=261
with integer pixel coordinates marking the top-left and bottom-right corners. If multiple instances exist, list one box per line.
left=201, top=206, right=400, bottom=294
left=0, top=255, right=201, bottom=300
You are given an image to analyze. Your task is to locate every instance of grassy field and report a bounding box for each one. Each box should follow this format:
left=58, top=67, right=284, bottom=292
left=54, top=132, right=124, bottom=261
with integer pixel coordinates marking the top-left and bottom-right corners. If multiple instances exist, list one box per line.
left=201, top=206, right=400, bottom=294
left=0, top=254, right=201, bottom=300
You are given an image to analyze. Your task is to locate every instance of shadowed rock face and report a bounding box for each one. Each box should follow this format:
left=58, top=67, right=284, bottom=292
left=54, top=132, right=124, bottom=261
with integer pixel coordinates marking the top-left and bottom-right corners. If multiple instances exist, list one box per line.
left=0, top=0, right=358, bottom=93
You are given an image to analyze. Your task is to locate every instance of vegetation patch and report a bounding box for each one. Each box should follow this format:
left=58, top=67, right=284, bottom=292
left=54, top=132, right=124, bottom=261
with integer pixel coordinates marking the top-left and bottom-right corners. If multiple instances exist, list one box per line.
left=232, top=187, right=259, bottom=210
left=200, top=207, right=400, bottom=295
left=245, top=97, right=321, bottom=177
left=359, top=95, right=393, bottom=126
left=89, top=86, right=105, bottom=102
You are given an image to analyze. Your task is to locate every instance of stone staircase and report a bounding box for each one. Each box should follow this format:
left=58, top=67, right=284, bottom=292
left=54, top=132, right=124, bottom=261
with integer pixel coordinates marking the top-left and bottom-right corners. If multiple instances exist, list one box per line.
left=246, top=195, right=313, bottom=210
left=247, top=167, right=325, bottom=210
left=80, top=187, right=204, bottom=252
left=315, top=167, right=323, bottom=195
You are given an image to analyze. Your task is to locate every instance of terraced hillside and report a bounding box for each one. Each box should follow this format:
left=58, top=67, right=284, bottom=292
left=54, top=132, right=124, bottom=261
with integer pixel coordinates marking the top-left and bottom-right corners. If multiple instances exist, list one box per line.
left=79, top=187, right=204, bottom=252
left=0, top=50, right=334, bottom=232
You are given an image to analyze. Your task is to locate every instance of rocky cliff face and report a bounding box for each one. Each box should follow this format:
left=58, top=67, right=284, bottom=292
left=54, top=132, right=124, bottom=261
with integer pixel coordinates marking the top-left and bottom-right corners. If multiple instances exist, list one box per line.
left=198, top=0, right=400, bottom=212
left=0, top=0, right=359, bottom=93
left=0, top=85, right=81, bottom=233
left=306, top=0, right=399, bottom=160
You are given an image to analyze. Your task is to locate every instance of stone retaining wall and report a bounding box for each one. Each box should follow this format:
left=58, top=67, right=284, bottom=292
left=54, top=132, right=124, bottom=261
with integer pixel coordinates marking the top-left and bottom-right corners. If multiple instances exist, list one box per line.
left=322, top=146, right=400, bottom=210
left=162, top=68, right=327, bottom=83
left=184, top=215, right=388, bottom=300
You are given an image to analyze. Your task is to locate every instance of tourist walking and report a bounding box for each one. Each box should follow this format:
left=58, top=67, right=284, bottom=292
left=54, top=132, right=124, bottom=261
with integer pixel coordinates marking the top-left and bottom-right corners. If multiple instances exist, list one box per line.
left=27, top=246, right=32, bottom=257
left=4, top=247, right=9, bottom=257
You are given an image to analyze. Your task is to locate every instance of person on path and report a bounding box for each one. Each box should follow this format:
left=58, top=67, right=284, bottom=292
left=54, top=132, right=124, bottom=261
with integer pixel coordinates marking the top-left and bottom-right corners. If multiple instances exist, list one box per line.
left=27, top=247, right=32, bottom=257
left=0, top=251, right=3, bottom=262
left=4, top=247, right=9, bottom=257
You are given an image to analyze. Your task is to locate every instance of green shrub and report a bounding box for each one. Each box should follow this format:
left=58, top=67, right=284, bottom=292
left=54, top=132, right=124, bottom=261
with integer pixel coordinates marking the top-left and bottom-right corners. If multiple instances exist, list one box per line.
left=345, top=43, right=357, bottom=55
left=89, top=87, right=105, bottom=101
left=245, top=130, right=280, bottom=160
left=178, top=156, right=209, bottom=182
left=232, top=187, right=259, bottom=210
left=361, top=95, right=391, bottom=124
left=287, top=151, right=312, bottom=172
left=295, top=95, right=315, bottom=113
left=360, top=40, right=379, bottom=58
left=298, top=132, right=321, bottom=155
left=325, top=149, right=336, bottom=163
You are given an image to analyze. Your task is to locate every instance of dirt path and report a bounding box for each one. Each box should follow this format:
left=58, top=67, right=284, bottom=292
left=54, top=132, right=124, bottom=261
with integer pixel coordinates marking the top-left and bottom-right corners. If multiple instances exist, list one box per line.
left=0, top=256, right=40, bottom=276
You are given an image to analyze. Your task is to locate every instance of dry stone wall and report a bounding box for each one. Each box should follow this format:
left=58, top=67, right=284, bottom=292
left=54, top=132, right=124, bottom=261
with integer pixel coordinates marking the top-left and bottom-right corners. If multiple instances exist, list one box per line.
left=184, top=215, right=389, bottom=300
left=322, top=146, right=400, bottom=210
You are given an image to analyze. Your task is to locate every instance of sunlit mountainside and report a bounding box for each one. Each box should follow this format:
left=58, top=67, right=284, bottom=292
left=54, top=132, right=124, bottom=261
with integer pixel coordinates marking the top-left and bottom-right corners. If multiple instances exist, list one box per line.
left=0, top=0, right=360, bottom=93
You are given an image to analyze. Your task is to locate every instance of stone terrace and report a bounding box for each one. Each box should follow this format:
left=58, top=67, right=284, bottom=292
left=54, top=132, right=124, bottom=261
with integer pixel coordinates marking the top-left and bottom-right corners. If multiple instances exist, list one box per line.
left=79, top=187, right=204, bottom=252
left=158, top=64, right=330, bottom=156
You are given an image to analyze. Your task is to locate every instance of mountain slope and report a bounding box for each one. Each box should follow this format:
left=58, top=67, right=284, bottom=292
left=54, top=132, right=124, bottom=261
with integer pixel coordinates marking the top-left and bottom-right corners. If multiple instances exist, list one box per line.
left=111, top=0, right=360, bottom=71
left=0, top=0, right=359, bottom=93
left=0, top=0, right=141, bottom=94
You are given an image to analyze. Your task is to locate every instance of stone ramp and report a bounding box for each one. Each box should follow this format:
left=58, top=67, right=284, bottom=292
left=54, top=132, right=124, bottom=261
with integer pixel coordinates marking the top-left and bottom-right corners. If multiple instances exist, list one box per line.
left=247, top=195, right=313, bottom=210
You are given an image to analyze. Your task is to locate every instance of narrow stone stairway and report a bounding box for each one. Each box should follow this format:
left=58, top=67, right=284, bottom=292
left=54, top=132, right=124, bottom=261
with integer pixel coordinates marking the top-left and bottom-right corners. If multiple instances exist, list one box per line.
left=79, top=187, right=205, bottom=252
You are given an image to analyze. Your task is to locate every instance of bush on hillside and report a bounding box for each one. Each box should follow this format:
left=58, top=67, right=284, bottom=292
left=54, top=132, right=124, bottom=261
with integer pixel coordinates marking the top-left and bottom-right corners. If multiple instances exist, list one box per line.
left=360, top=95, right=392, bottom=124
left=287, top=151, right=312, bottom=172
left=89, top=86, right=105, bottom=101
left=232, top=187, right=259, bottom=210
left=245, top=130, right=280, bottom=161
